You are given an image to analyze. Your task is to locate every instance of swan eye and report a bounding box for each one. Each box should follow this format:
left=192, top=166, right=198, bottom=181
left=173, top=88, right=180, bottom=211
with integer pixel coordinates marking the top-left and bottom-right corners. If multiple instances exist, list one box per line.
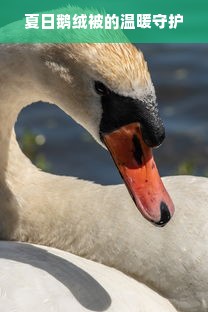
left=94, top=81, right=109, bottom=96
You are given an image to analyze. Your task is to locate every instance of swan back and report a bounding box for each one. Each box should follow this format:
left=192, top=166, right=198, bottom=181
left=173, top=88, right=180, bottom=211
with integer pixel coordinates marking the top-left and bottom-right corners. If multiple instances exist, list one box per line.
left=0, top=241, right=177, bottom=312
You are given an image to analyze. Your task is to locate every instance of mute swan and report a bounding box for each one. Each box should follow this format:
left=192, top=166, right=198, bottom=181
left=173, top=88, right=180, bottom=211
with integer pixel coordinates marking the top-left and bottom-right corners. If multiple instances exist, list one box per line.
left=0, top=44, right=207, bottom=312
left=0, top=241, right=178, bottom=312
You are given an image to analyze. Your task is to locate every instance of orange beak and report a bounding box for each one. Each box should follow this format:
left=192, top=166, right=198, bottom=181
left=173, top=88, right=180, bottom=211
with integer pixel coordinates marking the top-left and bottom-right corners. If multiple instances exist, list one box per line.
left=102, top=122, right=175, bottom=226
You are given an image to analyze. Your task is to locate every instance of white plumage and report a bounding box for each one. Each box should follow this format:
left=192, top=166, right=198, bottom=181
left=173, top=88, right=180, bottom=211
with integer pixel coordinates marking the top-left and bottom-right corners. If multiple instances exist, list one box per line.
left=0, top=241, right=177, bottom=312
left=0, top=43, right=207, bottom=312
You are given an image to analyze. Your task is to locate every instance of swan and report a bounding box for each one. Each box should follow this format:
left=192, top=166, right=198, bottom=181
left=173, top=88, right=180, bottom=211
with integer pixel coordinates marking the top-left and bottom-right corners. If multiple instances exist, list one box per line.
left=0, top=241, right=178, bottom=312
left=0, top=43, right=207, bottom=312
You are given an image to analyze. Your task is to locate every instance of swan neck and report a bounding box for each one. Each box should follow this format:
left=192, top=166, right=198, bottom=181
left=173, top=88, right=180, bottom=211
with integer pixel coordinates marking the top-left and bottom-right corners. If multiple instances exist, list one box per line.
left=0, top=45, right=59, bottom=174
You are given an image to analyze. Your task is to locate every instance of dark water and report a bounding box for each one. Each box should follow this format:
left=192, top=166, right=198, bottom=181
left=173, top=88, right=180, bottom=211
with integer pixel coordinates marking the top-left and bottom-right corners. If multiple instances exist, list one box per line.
left=15, top=44, right=208, bottom=184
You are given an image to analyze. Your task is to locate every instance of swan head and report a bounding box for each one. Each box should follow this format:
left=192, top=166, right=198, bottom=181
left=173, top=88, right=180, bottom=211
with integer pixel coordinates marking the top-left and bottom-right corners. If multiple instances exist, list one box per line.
left=42, top=43, right=174, bottom=226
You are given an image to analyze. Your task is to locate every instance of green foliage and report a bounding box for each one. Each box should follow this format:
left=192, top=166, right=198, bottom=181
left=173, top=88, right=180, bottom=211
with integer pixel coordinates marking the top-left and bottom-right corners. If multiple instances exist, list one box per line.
left=177, top=160, right=208, bottom=177
left=177, top=160, right=196, bottom=175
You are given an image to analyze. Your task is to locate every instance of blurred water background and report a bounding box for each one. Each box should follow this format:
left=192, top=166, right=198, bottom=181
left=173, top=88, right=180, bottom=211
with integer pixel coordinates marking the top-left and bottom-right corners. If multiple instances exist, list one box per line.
left=15, top=44, right=208, bottom=184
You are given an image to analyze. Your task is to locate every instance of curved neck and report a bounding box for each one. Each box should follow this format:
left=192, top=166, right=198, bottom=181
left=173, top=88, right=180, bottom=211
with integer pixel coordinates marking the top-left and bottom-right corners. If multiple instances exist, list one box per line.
left=0, top=46, right=47, bottom=173
left=0, top=44, right=101, bottom=177
left=0, top=44, right=82, bottom=177
left=0, top=69, right=108, bottom=247
left=0, top=45, right=56, bottom=238
left=0, top=44, right=103, bottom=243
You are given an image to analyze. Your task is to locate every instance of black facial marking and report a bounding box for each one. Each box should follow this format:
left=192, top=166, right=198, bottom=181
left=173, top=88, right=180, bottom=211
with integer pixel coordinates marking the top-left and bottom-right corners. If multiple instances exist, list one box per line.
left=132, top=135, right=143, bottom=166
left=153, top=202, right=171, bottom=227
left=99, top=90, right=165, bottom=148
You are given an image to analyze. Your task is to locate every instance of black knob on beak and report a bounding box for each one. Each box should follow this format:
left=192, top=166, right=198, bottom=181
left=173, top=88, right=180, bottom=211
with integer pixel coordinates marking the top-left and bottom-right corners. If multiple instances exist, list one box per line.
left=141, top=121, right=165, bottom=148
